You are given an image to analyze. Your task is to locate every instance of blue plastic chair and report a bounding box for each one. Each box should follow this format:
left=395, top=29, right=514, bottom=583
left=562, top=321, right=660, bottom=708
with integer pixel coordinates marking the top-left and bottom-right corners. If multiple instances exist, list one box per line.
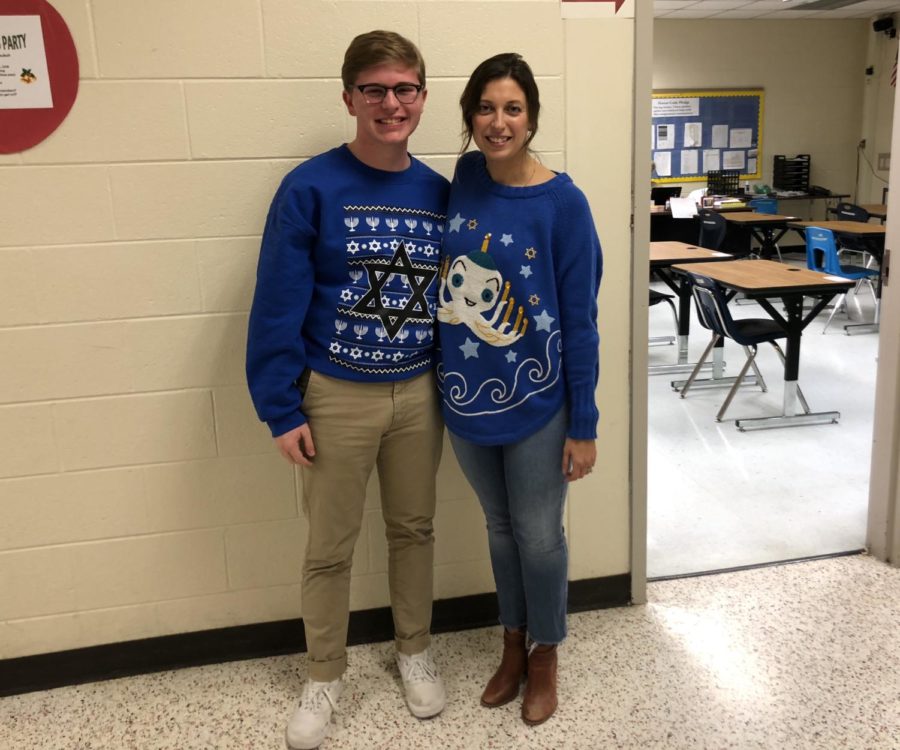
left=747, top=198, right=783, bottom=260
left=749, top=197, right=778, bottom=214
left=679, top=273, right=808, bottom=422
left=804, top=226, right=879, bottom=333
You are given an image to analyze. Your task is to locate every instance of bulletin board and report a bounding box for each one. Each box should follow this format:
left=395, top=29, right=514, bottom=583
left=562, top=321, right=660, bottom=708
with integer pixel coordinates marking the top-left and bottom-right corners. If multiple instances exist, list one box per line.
left=651, top=89, right=764, bottom=184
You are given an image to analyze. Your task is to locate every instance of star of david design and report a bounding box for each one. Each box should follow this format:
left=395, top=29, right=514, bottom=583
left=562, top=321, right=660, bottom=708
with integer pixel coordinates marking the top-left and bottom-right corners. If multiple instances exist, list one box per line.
left=349, top=241, right=437, bottom=340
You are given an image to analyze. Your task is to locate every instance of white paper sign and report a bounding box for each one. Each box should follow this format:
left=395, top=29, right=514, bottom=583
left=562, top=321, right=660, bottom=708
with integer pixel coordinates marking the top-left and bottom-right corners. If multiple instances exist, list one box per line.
left=0, top=16, right=53, bottom=109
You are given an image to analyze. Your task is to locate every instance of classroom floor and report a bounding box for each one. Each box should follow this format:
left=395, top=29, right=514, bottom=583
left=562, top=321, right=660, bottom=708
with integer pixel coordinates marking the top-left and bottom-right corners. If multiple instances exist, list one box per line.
left=647, top=264, right=878, bottom=578
left=3, top=554, right=899, bottom=749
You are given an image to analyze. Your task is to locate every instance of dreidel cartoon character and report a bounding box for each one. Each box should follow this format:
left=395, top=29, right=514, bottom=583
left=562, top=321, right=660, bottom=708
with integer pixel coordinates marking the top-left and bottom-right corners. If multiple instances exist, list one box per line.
left=438, top=233, right=528, bottom=346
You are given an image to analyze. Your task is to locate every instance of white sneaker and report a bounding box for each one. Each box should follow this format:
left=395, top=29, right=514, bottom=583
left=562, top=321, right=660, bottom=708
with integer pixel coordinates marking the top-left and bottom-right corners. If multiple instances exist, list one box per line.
left=285, top=678, right=343, bottom=750
left=396, top=648, right=446, bottom=718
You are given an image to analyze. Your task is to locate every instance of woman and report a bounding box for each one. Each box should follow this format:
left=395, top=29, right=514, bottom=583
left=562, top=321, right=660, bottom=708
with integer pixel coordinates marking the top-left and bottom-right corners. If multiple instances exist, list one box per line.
left=436, top=53, right=602, bottom=725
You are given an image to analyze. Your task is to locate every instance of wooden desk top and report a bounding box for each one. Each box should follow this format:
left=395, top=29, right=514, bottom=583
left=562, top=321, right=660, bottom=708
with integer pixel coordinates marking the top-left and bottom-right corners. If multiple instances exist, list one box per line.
left=787, top=220, right=886, bottom=235
left=650, top=241, right=732, bottom=265
left=723, top=212, right=800, bottom=224
left=649, top=205, right=747, bottom=216
left=859, top=204, right=887, bottom=219
left=671, top=259, right=854, bottom=294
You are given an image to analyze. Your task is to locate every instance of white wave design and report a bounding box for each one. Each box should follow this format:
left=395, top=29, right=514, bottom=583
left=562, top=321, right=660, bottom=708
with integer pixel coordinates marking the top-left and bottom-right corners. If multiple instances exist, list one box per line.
left=343, top=205, right=446, bottom=220
left=438, top=331, right=562, bottom=417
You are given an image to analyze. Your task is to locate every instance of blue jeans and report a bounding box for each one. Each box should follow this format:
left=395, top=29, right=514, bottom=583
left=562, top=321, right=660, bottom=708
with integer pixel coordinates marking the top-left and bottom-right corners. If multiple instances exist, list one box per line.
left=449, top=408, right=569, bottom=645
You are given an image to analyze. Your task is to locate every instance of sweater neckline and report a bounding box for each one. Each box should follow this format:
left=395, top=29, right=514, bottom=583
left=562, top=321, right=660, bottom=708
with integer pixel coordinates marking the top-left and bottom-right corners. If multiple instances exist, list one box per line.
left=339, top=144, right=417, bottom=179
left=469, top=151, right=567, bottom=197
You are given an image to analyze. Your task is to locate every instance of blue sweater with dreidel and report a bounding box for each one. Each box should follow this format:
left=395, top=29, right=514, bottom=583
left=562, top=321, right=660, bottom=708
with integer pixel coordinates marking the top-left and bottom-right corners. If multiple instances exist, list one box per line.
left=436, top=151, right=603, bottom=446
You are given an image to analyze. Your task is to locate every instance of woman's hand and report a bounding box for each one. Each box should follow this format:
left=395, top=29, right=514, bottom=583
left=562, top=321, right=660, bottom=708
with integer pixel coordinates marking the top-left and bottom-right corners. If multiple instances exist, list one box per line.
left=562, top=438, right=596, bottom=482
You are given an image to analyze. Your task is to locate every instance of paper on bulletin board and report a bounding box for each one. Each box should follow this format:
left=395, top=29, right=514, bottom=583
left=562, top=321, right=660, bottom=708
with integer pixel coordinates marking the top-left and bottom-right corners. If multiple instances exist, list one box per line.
left=722, top=150, right=746, bottom=170
left=702, top=150, right=720, bottom=172
left=711, top=125, right=728, bottom=149
left=729, top=128, right=753, bottom=148
left=680, top=150, right=698, bottom=175
left=653, top=151, right=672, bottom=177
left=0, top=16, right=53, bottom=109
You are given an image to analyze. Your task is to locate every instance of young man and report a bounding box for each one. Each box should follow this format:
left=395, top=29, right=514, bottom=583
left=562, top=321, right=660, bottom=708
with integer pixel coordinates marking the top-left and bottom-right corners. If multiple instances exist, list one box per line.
left=246, top=30, right=449, bottom=750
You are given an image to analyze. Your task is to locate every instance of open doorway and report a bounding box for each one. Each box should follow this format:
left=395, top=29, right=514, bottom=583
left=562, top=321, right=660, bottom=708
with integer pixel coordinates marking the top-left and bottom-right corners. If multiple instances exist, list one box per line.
left=645, top=17, right=893, bottom=579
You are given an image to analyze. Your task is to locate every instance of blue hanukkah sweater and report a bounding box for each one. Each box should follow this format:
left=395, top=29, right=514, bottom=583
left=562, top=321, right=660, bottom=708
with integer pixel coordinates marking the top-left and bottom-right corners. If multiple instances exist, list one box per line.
left=437, top=151, right=602, bottom=445
left=247, top=145, right=449, bottom=437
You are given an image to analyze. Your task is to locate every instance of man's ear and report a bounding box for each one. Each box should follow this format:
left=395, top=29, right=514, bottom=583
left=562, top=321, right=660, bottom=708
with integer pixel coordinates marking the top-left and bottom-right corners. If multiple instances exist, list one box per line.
left=342, top=89, right=356, bottom=116
left=420, top=87, right=428, bottom=107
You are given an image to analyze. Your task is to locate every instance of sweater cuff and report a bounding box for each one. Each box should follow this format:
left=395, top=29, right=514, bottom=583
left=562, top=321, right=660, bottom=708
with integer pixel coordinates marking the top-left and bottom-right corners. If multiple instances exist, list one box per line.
left=567, top=386, right=599, bottom=440
left=267, top=410, right=307, bottom=438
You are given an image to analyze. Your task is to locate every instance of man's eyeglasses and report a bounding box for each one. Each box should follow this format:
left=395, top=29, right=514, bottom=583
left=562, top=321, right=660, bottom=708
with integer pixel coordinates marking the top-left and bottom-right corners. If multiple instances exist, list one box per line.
left=355, top=83, right=423, bottom=105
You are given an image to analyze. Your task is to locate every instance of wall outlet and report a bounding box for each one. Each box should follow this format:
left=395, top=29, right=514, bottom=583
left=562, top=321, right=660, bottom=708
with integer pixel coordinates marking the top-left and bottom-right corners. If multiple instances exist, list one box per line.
left=878, top=153, right=891, bottom=171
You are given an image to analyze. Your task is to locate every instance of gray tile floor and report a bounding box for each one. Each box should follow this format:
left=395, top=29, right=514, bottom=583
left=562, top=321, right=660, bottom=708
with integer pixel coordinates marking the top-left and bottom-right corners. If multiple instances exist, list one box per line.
left=647, top=265, right=877, bottom=578
left=3, top=554, right=899, bottom=749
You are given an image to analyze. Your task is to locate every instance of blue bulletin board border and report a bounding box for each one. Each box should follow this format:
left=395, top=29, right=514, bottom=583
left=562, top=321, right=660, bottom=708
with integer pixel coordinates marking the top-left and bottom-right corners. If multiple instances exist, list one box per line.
left=651, top=89, right=764, bottom=184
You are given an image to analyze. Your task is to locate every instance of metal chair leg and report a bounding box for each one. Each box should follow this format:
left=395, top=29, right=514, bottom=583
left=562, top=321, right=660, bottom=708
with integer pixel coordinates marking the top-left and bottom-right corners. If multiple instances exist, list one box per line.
left=822, top=293, right=846, bottom=333
left=716, top=345, right=759, bottom=421
left=679, top=335, right=718, bottom=398
left=745, top=345, right=768, bottom=393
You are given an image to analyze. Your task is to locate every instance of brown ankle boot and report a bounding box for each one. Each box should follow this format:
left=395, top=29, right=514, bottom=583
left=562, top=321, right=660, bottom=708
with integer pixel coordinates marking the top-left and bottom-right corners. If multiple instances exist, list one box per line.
left=522, top=644, right=557, bottom=725
left=480, top=628, right=527, bottom=707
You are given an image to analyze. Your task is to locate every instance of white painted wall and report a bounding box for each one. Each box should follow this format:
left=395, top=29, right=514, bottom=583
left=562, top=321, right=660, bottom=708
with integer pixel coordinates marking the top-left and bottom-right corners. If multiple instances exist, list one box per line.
left=859, top=13, right=898, bottom=204
left=0, top=0, right=634, bottom=659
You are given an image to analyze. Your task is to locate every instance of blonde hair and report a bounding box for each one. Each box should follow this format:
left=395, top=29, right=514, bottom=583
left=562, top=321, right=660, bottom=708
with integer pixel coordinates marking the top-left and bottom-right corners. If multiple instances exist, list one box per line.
left=341, top=30, right=426, bottom=90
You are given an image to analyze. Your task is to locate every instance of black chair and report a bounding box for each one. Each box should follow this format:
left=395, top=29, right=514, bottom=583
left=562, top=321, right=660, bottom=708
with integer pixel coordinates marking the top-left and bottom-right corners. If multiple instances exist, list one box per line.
left=679, top=273, right=810, bottom=422
left=697, top=209, right=727, bottom=251
left=830, top=202, right=875, bottom=266
left=649, top=288, right=678, bottom=346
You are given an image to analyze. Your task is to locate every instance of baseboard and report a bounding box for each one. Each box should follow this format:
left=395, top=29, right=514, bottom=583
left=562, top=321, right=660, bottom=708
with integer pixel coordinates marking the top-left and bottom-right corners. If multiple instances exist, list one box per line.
left=0, top=573, right=630, bottom=697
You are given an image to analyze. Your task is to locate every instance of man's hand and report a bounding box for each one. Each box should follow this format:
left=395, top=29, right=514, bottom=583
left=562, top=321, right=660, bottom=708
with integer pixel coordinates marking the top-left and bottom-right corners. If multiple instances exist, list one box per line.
left=274, top=423, right=316, bottom=466
left=562, top=438, right=596, bottom=482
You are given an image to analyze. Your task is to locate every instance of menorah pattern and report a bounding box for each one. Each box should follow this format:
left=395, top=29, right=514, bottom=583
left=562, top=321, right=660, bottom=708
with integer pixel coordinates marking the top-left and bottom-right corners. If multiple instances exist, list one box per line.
left=329, top=203, right=446, bottom=376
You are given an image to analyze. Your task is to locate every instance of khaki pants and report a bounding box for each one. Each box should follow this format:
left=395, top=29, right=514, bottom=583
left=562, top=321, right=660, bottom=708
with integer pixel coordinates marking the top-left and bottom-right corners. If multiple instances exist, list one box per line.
left=299, top=369, right=443, bottom=681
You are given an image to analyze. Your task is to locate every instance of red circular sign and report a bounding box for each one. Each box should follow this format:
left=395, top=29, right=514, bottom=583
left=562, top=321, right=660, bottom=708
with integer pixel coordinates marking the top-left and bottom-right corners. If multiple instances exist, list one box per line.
left=0, top=0, right=79, bottom=154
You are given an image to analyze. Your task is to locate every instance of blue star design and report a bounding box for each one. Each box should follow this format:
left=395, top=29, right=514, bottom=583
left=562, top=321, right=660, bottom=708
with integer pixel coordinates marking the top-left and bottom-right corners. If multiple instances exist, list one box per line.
left=500, top=233, right=514, bottom=246
left=534, top=310, right=556, bottom=332
left=460, top=337, right=480, bottom=359
left=448, top=213, right=465, bottom=232
left=505, top=350, right=518, bottom=363
left=520, top=265, right=532, bottom=278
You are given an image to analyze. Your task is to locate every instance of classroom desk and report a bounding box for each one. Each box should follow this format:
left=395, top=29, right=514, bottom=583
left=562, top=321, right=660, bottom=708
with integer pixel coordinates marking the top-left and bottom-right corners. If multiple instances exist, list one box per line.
left=722, top=212, right=800, bottom=260
left=649, top=241, right=733, bottom=375
left=859, top=204, right=887, bottom=221
left=787, top=220, right=886, bottom=334
left=650, top=205, right=750, bottom=249
left=670, top=259, right=854, bottom=431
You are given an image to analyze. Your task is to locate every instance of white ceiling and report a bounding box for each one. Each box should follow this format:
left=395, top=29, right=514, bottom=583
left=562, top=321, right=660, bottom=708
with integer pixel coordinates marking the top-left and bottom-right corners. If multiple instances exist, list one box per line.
left=655, top=0, right=900, bottom=19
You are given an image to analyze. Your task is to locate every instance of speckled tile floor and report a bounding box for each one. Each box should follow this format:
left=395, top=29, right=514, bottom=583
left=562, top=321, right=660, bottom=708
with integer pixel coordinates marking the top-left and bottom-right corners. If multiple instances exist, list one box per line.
left=3, top=554, right=900, bottom=749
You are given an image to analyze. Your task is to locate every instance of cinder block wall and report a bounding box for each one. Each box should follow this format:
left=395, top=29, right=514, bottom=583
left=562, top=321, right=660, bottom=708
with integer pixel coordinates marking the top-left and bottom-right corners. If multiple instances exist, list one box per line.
left=0, top=0, right=633, bottom=659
